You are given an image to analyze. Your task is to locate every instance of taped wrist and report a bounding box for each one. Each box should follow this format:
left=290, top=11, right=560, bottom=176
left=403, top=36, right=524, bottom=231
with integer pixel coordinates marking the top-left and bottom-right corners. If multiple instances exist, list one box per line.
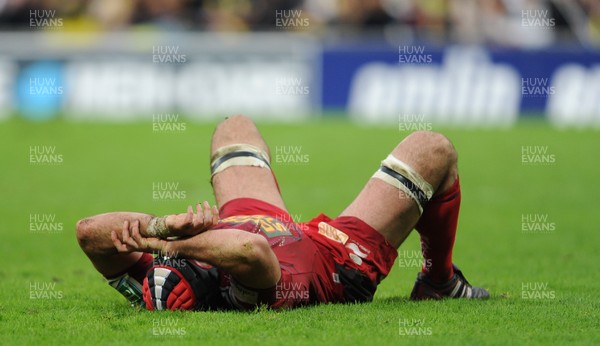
left=372, top=155, right=434, bottom=214
left=147, top=216, right=169, bottom=238
left=210, top=144, right=271, bottom=178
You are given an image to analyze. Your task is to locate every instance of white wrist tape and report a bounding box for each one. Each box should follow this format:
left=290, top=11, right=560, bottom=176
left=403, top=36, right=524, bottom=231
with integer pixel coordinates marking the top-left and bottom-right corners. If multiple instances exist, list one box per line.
left=147, top=216, right=169, bottom=238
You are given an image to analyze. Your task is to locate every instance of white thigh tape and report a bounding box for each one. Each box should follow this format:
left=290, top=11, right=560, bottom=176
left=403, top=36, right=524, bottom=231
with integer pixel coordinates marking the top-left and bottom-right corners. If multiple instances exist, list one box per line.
left=210, top=144, right=271, bottom=177
left=372, top=155, right=434, bottom=214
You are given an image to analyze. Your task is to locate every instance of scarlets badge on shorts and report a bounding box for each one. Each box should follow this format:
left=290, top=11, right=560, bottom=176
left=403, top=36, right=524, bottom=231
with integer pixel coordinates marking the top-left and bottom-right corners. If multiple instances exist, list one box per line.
left=217, top=215, right=302, bottom=247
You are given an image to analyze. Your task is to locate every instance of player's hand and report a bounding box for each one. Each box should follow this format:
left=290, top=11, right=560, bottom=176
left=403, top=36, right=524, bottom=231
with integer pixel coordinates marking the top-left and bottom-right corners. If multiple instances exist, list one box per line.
left=164, top=201, right=219, bottom=237
left=112, top=220, right=168, bottom=254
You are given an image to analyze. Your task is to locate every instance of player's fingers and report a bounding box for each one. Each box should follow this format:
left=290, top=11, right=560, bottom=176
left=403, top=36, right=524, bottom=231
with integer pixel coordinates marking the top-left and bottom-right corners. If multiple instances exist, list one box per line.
left=146, top=238, right=162, bottom=253
left=211, top=205, right=219, bottom=225
left=203, top=201, right=212, bottom=226
left=111, top=230, right=120, bottom=248
left=135, top=220, right=154, bottom=251
left=133, top=221, right=151, bottom=250
left=121, top=220, right=131, bottom=244
left=195, top=202, right=204, bottom=227
left=123, top=223, right=140, bottom=249
left=196, top=202, right=202, bottom=221
left=185, top=205, right=194, bottom=226
left=121, top=226, right=134, bottom=252
left=112, top=230, right=129, bottom=253
left=128, top=220, right=144, bottom=247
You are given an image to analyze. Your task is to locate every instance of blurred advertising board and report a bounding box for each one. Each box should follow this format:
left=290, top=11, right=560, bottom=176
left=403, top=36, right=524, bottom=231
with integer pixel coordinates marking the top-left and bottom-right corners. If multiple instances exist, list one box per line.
left=1, top=32, right=599, bottom=128
left=322, top=43, right=600, bottom=128
left=0, top=32, right=319, bottom=122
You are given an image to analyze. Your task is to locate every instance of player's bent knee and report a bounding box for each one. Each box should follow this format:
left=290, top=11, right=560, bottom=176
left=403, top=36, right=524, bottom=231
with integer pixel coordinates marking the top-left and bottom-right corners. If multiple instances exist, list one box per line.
left=430, top=132, right=457, bottom=164
left=372, top=130, right=459, bottom=214
left=404, top=131, right=457, bottom=165
left=213, top=115, right=258, bottom=140
left=211, top=114, right=269, bottom=154
left=215, top=114, right=255, bottom=133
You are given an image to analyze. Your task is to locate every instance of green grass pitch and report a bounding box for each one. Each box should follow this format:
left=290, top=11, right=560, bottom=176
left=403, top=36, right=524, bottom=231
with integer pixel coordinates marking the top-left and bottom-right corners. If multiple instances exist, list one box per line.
left=0, top=117, right=598, bottom=345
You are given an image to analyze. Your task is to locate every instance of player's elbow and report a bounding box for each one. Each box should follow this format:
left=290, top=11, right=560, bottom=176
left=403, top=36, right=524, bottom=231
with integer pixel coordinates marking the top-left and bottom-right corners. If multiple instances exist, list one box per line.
left=238, top=233, right=272, bottom=266
left=235, top=233, right=280, bottom=287
left=75, top=218, right=94, bottom=252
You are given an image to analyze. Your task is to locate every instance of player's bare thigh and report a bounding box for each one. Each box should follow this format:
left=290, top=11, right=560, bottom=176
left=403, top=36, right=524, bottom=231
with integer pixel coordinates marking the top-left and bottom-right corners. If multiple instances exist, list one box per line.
left=340, top=131, right=458, bottom=248
left=211, top=115, right=287, bottom=211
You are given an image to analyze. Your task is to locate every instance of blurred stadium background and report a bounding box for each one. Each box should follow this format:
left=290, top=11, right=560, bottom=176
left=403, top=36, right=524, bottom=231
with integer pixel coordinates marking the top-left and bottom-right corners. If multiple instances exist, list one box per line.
left=0, top=0, right=599, bottom=127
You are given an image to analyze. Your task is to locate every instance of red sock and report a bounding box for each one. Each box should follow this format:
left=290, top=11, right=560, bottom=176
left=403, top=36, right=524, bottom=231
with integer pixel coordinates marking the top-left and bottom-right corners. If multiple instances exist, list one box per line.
left=415, top=177, right=461, bottom=284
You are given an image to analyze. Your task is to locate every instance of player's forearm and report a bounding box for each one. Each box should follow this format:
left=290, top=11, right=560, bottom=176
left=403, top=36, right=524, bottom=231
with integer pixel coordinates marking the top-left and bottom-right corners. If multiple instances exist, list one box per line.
left=165, top=229, right=281, bottom=289
left=166, top=229, right=258, bottom=268
left=76, top=212, right=154, bottom=255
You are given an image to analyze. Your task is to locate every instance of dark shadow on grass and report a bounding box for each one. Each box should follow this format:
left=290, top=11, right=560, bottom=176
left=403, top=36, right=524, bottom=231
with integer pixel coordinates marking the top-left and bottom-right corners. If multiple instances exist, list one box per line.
left=130, top=294, right=498, bottom=315
left=374, top=296, right=412, bottom=305
left=374, top=295, right=499, bottom=305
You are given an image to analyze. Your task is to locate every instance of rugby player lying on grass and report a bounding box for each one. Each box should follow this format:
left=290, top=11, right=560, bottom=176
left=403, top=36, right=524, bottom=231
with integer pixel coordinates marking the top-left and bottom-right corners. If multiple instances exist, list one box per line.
left=76, top=115, right=489, bottom=310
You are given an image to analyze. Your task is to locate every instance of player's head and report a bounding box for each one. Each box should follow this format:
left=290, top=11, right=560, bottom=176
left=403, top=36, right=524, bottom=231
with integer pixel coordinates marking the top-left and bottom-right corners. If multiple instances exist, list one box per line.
left=143, top=256, right=223, bottom=311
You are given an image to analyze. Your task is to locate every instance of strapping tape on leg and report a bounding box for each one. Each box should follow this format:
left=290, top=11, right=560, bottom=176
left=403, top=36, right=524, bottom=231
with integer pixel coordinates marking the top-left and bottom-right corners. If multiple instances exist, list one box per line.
left=372, top=155, right=434, bottom=214
left=210, top=144, right=271, bottom=177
